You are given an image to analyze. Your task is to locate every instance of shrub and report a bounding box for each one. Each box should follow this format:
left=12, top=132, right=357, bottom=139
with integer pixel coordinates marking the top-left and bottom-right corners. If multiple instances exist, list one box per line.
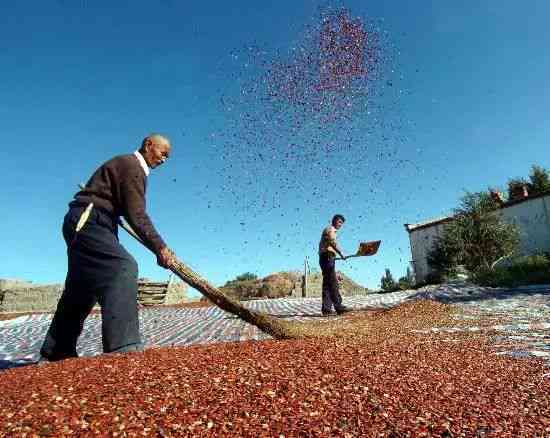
left=471, top=254, right=550, bottom=287
left=380, top=269, right=398, bottom=293
left=507, top=177, right=529, bottom=200
left=427, top=192, right=520, bottom=278
left=528, top=165, right=550, bottom=196
left=397, top=276, right=413, bottom=290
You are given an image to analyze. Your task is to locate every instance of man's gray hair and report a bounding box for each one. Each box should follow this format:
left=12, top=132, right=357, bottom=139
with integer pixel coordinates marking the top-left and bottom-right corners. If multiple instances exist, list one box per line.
left=140, top=133, right=171, bottom=151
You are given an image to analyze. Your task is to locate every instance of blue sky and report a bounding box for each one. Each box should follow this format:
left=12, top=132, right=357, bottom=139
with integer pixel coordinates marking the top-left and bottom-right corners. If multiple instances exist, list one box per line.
left=1, top=1, right=549, bottom=295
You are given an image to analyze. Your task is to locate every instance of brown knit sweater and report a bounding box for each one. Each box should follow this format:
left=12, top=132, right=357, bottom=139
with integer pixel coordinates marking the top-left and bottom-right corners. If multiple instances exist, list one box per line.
left=72, top=154, right=166, bottom=254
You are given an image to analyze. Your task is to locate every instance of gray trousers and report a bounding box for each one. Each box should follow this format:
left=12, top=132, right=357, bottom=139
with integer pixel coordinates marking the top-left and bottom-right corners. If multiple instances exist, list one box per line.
left=319, top=252, right=343, bottom=312
left=40, top=205, right=142, bottom=360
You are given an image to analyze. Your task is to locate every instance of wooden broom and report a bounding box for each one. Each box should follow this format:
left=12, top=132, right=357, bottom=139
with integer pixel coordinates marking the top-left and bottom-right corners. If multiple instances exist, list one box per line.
left=166, top=257, right=299, bottom=339
left=118, top=219, right=299, bottom=338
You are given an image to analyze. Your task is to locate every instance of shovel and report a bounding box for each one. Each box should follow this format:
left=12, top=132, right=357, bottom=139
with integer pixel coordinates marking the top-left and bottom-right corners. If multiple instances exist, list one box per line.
left=336, top=240, right=381, bottom=260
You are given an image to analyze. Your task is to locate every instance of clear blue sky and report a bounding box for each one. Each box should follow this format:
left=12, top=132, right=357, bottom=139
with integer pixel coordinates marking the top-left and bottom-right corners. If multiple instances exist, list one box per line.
left=1, top=1, right=549, bottom=295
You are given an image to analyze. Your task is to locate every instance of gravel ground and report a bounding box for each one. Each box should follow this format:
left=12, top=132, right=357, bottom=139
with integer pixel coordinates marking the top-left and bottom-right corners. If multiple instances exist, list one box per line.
left=0, top=284, right=548, bottom=435
left=408, top=283, right=550, bottom=364
left=0, top=296, right=549, bottom=436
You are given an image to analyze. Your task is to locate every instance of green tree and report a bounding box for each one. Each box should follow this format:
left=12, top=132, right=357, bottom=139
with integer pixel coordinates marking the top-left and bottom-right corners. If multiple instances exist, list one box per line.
left=395, top=267, right=415, bottom=290
left=397, top=276, right=412, bottom=290
left=427, top=233, right=461, bottom=281
left=507, top=177, right=529, bottom=200
left=380, top=268, right=397, bottom=292
left=235, top=272, right=258, bottom=282
left=428, top=192, right=520, bottom=275
left=406, top=266, right=414, bottom=283
left=528, top=164, right=550, bottom=196
left=224, top=272, right=259, bottom=287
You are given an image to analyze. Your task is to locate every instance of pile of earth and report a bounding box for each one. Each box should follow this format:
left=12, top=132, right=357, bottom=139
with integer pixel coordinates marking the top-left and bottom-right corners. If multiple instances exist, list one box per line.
left=211, top=271, right=369, bottom=301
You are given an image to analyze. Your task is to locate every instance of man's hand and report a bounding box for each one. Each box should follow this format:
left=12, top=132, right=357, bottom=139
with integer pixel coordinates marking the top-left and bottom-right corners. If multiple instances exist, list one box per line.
left=157, top=246, right=176, bottom=269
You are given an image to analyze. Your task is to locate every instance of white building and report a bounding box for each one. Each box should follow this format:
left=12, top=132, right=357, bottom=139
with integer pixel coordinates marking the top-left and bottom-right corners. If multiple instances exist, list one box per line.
left=405, top=193, right=550, bottom=283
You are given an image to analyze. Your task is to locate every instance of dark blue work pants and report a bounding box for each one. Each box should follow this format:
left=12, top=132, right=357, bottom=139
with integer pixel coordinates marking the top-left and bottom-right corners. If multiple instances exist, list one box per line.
left=319, top=252, right=343, bottom=313
left=40, top=205, right=142, bottom=360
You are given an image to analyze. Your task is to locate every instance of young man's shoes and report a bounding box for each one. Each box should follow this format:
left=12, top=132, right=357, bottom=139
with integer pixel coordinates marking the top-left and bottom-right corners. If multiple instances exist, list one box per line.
left=321, top=310, right=336, bottom=316
left=336, top=306, right=352, bottom=315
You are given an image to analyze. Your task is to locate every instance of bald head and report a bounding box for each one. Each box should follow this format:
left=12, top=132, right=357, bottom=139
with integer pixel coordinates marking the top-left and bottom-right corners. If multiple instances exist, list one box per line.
left=139, top=134, right=172, bottom=169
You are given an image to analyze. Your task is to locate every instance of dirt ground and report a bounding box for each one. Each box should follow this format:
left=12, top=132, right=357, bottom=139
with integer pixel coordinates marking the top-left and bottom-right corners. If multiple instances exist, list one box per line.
left=1, top=300, right=548, bottom=436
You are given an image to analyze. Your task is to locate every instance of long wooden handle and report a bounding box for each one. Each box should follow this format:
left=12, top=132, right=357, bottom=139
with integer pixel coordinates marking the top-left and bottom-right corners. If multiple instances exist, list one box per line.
left=335, top=255, right=361, bottom=260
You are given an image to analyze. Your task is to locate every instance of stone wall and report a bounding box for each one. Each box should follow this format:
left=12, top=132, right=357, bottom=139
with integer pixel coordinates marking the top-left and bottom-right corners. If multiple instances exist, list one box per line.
left=291, top=272, right=370, bottom=298
left=0, top=277, right=188, bottom=313
left=164, top=279, right=188, bottom=305
left=0, top=284, right=63, bottom=313
left=137, top=278, right=188, bottom=306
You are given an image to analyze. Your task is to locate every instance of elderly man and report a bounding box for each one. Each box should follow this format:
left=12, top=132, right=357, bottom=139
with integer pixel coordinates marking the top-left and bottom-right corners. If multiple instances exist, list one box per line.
left=318, top=214, right=351, bottom=316
left=40, top=134, right=176, bottom=361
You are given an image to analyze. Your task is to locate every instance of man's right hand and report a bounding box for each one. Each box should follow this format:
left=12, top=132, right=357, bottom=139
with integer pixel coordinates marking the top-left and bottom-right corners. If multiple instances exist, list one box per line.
left=157, top=246, right=176, bottom=269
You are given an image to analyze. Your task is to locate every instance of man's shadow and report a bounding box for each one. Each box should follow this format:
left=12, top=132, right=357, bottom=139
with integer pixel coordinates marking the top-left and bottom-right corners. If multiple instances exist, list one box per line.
left=0, top=359, right=38, bottom=371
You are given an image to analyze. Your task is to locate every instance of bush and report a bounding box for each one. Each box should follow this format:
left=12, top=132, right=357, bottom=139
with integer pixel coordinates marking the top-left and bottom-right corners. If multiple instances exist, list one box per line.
left=471, top=254, right=550, bottom=287
left=397, top=276, right=413, bottom=290
left=427, top=192, right=520, bottom=279
left=427, top=235, right=460, bottom=279
left=424, top=272, right=444, bottom=285
left=528, top=165, right=550, bottom=196
left=224, top=272, right=258, bottom=286
left=380, top=269, right=398, bottom=293
left=507, top=177, right=529, bottom=200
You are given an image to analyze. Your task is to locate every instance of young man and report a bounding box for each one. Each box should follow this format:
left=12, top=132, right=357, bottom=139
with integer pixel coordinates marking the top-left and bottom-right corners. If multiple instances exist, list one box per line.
left=318, top=214, right=351, bottom=316
left=40, top=134, right=176, bottom=361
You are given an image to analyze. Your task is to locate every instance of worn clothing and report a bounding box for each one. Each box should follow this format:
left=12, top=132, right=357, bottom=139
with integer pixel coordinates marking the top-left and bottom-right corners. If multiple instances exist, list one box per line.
left=72, top=153, right=165, bottom=254
left=318, top=225, right=342, bottom=256
left=133, top=150, right=150, bottom=176
left=40, top=151, right=164, bottom=360
left=40, top=205, right=143, bottom=360
left=319, top=252, right=343, bottom=313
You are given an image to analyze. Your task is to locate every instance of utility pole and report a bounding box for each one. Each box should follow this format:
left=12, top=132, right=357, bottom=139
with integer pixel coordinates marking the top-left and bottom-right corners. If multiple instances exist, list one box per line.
left=302, top=256, right=309, bottom=298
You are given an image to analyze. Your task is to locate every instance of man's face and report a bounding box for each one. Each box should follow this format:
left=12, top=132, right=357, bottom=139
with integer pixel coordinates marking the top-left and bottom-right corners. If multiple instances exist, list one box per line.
left=144, top=140, right=171, bottom=169
left=334, top=218, right=344, bottom=229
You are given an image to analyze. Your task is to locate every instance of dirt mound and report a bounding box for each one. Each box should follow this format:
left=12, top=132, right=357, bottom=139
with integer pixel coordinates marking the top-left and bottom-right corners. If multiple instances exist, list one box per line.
left=216, top=271, right=368, bottom=301
left=305, top=271, right=368, bottom=297
left=219, top=271, right=301, bottom=300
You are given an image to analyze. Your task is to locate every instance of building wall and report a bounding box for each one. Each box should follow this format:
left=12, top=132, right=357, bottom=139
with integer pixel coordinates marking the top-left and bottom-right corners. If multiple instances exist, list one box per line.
left=408, top=194, right=550, bottom=283
left=408, top=222, right=449, bottom=284
left=500, top=195, right=550, bottom=255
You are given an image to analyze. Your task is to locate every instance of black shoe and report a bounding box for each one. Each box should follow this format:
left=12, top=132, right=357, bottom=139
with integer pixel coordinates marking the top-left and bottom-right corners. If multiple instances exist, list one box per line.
left=36, top=356, right=51, bottom=367
left=322, top=310, right=336, bottom=316
left=39, top=350, right=77, bottom=362
left=336, top=306, right=352, bottom=315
